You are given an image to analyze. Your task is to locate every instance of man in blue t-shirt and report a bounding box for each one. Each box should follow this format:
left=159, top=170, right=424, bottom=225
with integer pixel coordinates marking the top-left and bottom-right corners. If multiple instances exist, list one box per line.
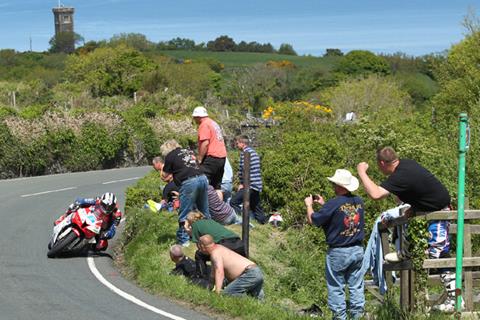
left=305, top=169, right=365, bottom=320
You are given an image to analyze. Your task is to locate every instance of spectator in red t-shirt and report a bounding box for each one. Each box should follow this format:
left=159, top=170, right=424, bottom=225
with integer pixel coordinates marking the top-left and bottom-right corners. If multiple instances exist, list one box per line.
left=192, top=106, right=227, bottom=198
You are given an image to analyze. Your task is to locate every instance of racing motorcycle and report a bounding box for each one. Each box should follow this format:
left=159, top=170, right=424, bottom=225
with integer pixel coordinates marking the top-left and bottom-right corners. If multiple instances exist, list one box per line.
left=47, top=206, right=103, bottom=258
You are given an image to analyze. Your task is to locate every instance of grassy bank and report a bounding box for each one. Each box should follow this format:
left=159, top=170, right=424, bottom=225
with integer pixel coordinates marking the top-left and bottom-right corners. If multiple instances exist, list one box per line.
left=119, top=171, right=457, bottom=320
left=120, top=171, right=332, bottom=319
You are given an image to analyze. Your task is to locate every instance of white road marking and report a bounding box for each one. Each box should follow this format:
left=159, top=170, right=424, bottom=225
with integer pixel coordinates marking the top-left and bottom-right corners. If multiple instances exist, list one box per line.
left=102, top=177, right=141, bottom=185
left=87, top=257, right=186, bottom=320
left=21, top=187, right=77, bottom=198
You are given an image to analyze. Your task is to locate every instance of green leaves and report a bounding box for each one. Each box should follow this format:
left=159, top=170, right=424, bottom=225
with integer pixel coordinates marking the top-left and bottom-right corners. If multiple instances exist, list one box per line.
left=65, top=45, right=153, bottom=97
left=433, top=31, right=480, bottom=118
left=64, top=122, right=124, bottom=171
left=336, top=50, right=390, bottom=76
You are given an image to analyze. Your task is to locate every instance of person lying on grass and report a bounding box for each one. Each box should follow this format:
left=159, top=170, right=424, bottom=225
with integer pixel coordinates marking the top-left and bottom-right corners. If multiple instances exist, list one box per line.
left=169, top=244, right=210, bottom=289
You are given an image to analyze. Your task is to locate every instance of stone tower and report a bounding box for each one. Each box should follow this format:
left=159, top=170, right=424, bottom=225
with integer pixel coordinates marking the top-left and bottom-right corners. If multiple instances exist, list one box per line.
left=52, top=5, right=74, bottom=34
left=52, top=4, right=75, bottom=52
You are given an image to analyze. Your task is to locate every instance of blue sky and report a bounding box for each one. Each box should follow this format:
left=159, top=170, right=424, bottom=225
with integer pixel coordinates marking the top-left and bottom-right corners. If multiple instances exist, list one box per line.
left=0, top=0, right=478, bottom=56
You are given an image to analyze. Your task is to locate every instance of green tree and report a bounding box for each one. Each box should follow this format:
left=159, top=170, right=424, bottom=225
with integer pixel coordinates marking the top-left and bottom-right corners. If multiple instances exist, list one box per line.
left=236, top=41, right=249, bottom=52
left=49, top=32, right=84, bottom=54
left=76, top=40, right=107, bottom=55
left=109, top=33, right=154, bottom=51
left=221, top=63, right=303, bottom=112
left=0, top=49, right=17, bottom=67
left=381, top=52, right=444, bottom=80
left=167, top=37, right=196, bottom=50
left=433, top=30, right=480, bottom=117
left=320, top=75, right=411, bottom=121
left=336, top=50, right=390, bottom=76
left=65, top=45, right=153, bottom=97
left=278, top=43, right=297, bottom=56
left=146, top=62, right=219, bottom=100
left=157, top=38, right=198, bottom=51
left=207, top=35, right=236, bottom=52
left=324, top=48, right=343, bottom=57
left=431, top=28, right=480, bottom=205
left=258, top=43, right=275, bottom=53
left=393, top=72, right=439, bottom=105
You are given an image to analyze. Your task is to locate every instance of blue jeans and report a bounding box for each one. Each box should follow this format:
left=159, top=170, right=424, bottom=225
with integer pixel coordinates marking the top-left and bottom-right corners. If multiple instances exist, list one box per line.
left=222, top=265, right=264, bottom=299
left=177, top=175, right=210, bottom=244
left=231, top=188, right=267, bottom=224
left=326, top=245, right=365, bottom=320
left=221, top=181, right=233, bottom=204
left=221, top=210, right=241, bottom=225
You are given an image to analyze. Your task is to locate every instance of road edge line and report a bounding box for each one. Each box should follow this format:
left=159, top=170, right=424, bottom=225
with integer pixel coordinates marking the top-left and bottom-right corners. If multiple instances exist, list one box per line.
left=87, top=256, right=186, bottom=320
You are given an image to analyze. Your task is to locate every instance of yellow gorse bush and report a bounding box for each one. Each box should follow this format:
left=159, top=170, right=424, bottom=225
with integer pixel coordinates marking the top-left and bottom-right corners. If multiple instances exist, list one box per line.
left=265, top=60, right=295, bottom=69
left=262, top=106, right=275, bottom=119
left=262, top=100, right=332, bottom=120
left=293, top=100, right=332, bottom=113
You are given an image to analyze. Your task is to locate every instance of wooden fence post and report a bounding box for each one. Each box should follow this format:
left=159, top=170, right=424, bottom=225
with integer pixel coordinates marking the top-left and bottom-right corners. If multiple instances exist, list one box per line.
left=398, top=206, right=413, bottom=311
left=379, top=222, right=393, bottom=289
left=463, top=198, right=473, bottom=310
left=409, top=269, right=415, bottom=311
left=11, top=91, right=16, bottom=108
left=241, top=152, right=251, bottom=258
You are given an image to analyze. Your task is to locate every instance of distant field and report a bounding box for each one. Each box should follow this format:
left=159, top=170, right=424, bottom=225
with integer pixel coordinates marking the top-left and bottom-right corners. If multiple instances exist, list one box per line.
left=157, top=50, right=339, bottom=69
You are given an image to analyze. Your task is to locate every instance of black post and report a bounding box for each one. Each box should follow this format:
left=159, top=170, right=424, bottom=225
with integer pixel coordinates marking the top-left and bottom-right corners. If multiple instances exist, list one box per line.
left=242, top=151, right=251, bottom=258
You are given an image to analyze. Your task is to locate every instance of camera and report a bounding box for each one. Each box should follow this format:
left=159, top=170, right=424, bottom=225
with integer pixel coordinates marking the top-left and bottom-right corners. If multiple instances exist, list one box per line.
left=312, top=195, right=320, bottom=201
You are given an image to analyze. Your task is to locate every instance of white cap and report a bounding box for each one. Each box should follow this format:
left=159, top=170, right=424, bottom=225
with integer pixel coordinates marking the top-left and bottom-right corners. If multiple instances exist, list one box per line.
left=192, top=106, right=208, bottom=117
left=327, top=169, right=359, bottom=192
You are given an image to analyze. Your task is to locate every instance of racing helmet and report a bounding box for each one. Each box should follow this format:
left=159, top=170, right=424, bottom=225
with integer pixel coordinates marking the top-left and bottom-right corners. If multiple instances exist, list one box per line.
left=100, top=192, right=117, bottom=214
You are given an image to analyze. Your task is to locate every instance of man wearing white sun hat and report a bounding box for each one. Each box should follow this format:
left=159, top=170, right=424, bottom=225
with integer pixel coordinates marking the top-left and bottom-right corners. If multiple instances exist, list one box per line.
left=192, top=106, right=227, bottom=199
left=304, top=169, right=365, bottom=320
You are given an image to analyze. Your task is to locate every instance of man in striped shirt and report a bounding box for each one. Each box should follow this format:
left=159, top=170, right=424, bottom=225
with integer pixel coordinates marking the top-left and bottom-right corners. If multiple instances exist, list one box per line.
left=230, top=135, right=267, bottom=224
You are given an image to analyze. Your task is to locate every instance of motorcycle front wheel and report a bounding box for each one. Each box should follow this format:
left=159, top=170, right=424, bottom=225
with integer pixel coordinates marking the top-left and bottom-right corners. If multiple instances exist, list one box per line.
left=47, top=231, right=78, bottom=258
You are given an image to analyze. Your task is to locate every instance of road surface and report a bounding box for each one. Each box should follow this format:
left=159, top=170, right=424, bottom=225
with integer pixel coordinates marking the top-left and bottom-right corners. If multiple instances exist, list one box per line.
left=0, top=167, right=212, bottom=320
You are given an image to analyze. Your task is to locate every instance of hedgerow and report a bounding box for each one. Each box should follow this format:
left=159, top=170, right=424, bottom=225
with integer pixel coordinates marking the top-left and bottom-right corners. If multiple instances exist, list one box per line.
left=0, top=106, right=196, bottom=177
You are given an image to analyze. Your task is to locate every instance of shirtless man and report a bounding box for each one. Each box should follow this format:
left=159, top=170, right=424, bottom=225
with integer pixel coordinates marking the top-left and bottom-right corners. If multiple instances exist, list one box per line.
left=197, top=234, right=264, bottom=299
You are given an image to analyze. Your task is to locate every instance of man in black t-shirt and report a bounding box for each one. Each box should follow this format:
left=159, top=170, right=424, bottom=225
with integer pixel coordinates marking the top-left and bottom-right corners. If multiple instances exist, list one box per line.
left=357, top=146, right=460, bottom=312
left=357, top=147, right=450, bottom=211
left=357, top=147, right=451, bottom=258
left=159, top=139, right=210, bottom=246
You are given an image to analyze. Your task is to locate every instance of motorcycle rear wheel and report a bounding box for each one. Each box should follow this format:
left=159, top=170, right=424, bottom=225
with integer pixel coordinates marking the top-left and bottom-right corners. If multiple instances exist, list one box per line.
left=47, top=231, right=78, bottom=258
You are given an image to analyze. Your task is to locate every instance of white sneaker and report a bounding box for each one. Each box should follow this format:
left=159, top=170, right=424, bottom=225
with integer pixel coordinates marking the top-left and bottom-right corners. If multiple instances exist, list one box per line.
left=385, top=252, right=401, bottom=262
left=432, top=300, right=454, bottom=312
left=181, top=241, right=190, bottom=248
left=432, top=298, right=465, bottom=313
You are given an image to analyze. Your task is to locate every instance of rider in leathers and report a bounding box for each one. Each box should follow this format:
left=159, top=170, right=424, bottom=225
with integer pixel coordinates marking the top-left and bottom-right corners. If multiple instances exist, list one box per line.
left=55, top=192, right=122, bottom=251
